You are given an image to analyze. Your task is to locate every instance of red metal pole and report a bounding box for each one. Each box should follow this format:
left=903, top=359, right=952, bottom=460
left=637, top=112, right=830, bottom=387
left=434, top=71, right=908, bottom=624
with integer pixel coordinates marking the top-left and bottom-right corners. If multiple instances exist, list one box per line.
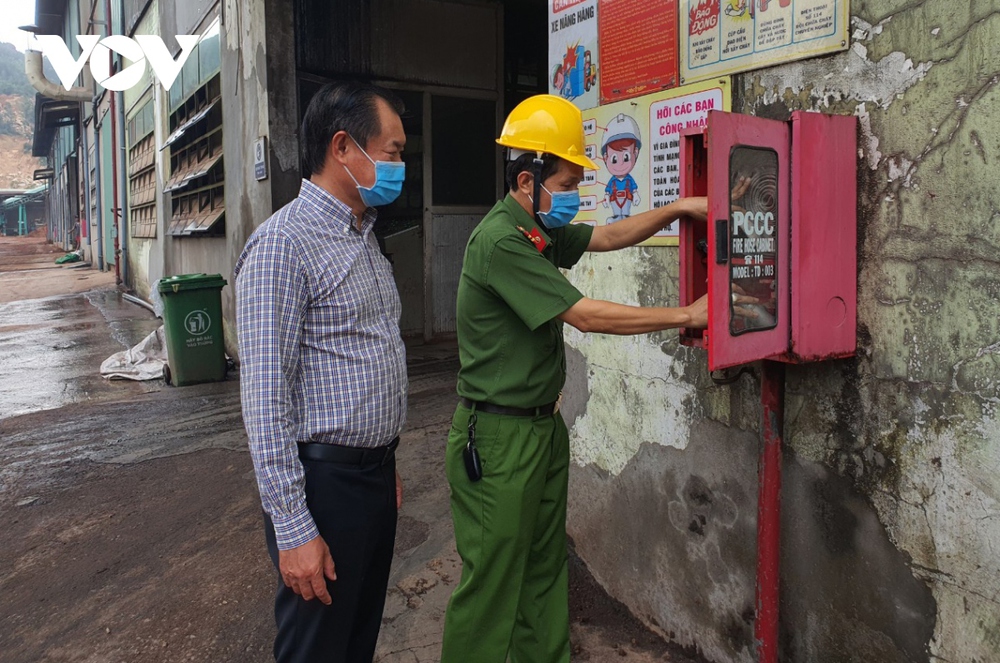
left=756, top=360, right=784, bottom=663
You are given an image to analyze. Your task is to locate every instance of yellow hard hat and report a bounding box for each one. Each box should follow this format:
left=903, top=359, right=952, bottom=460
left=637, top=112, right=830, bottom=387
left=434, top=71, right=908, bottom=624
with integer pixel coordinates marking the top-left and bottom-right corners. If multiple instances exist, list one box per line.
left=497, top=95, right=599, bottom=171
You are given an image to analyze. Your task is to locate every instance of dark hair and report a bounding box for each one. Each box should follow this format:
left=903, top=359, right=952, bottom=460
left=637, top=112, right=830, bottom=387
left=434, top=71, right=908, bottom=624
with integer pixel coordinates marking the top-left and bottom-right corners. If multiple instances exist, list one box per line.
left=603, top=137, right=638, bottom=155
left=300, top=82, right=405, bottom=178
left=505, top=152, right=562, bottom=192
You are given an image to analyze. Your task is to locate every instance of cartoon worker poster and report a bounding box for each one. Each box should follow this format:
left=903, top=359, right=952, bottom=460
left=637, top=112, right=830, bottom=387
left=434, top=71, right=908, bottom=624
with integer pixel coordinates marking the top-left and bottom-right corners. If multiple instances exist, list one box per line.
left=576, top=106, right=651, bottom=230
left=548, top=0, right=600, bottom=109
left=601, top=113, right=642, bottom=223
left=575, top=78, right=732, bottom=246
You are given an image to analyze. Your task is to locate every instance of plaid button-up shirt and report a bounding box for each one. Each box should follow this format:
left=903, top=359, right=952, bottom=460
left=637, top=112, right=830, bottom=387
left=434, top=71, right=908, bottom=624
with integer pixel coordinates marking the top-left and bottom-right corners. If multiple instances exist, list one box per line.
left=235, top=179, right=408, bottom=549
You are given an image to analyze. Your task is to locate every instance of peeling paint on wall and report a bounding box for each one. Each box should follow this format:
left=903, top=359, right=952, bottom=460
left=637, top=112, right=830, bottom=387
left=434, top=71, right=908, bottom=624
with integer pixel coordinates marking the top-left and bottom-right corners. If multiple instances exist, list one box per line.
left=565, top=329, right=698, bottom=475
left=565, top=2, right=1000, bottom=662
left=224, top=0, right=270, bottom=143
left=754, top=41, right=932, bottom=113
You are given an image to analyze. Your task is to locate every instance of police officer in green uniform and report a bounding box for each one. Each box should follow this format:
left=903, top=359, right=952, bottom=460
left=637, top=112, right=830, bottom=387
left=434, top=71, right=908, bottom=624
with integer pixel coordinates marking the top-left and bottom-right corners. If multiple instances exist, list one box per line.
left=440, top=94, right=710, bottom=663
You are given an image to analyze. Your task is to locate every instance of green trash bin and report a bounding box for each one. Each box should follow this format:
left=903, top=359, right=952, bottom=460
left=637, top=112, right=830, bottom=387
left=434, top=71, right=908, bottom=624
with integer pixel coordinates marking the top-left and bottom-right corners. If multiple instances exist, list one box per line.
left=158, top=273, right=228, bottom=386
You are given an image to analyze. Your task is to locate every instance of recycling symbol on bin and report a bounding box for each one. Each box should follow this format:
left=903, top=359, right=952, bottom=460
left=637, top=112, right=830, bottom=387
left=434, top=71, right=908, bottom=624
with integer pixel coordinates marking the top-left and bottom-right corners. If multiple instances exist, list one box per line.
left=184, top=310, right=212, bottom=335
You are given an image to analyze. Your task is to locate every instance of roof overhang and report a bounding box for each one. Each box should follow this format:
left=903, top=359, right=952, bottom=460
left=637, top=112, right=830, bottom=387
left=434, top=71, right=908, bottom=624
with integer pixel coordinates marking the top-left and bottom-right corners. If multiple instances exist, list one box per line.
left=32, top=94, right=80, bottom=157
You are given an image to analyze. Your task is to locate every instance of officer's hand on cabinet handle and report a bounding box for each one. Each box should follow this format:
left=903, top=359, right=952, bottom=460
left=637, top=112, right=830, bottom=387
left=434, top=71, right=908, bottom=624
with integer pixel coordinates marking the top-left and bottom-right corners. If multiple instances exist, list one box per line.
left=684, top=294, right=709, bottom=329
left=676, top=196, right=708, bottom=222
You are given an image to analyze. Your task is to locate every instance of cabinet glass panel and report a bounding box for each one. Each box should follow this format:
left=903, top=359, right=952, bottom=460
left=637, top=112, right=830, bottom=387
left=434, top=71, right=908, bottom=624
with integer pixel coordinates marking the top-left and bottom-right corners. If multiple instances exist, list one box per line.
left=728, top=146, right=778, bottom=335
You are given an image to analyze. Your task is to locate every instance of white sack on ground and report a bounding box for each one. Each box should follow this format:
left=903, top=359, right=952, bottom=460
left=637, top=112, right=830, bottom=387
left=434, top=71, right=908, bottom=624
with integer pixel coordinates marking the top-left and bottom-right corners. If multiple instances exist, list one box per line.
left=101, top=326, right=168, bottom=381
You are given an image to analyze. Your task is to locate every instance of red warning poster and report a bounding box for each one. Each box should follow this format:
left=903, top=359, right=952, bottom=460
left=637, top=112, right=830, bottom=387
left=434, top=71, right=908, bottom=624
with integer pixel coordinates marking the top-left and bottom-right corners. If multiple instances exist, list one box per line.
left=598, top=0, right=679, bottom=105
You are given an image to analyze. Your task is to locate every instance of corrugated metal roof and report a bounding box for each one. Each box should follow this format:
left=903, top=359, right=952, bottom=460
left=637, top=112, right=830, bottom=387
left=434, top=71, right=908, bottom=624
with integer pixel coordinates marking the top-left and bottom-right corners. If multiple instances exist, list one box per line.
left=0, top=185, right=49, bottom=210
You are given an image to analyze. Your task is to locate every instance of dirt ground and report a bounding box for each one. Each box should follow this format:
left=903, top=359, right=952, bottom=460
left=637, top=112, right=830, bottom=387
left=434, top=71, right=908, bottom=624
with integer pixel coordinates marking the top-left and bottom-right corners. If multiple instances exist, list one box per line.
left=0, top=234, right=115, bottom=303
left=0, top=238, right=704, bottom=663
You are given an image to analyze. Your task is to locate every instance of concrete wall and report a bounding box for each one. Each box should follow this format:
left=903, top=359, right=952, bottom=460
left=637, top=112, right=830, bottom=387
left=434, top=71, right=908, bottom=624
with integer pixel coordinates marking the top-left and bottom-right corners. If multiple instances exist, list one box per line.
left=128, top=238, right=153, bottom=300
left=563, top=2, right=1000, bottom=662
left=217, top=0, right=298, bottom=357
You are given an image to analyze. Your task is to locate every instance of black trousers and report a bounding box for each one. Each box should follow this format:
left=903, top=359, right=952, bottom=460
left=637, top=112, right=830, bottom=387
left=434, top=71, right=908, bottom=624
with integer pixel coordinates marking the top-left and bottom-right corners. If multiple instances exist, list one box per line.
left=264, top=451, right=398, bottom=663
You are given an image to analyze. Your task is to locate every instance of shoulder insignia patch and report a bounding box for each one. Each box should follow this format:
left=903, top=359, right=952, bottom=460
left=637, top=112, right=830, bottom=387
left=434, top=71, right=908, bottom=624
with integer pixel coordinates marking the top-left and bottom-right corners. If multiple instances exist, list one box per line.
left=515, top=225, right=548, bottom=253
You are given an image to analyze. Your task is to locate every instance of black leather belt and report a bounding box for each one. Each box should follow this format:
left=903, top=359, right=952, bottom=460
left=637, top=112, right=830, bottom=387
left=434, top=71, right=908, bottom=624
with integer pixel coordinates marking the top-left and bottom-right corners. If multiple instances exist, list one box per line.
left=459, top=397, right=556, bottom=418
left=297, top=437, right=399, bottom=465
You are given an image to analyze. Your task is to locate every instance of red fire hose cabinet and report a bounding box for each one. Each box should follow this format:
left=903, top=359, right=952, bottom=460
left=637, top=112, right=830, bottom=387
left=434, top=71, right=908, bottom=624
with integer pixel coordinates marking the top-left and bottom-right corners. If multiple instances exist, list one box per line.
left=678, top=110, right=858, bottom=370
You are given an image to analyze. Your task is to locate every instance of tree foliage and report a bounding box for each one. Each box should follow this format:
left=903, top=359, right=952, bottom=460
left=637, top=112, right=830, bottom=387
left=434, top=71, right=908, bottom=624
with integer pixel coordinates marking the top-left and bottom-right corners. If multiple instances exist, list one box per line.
left=0, top=41, right=36, bottom=97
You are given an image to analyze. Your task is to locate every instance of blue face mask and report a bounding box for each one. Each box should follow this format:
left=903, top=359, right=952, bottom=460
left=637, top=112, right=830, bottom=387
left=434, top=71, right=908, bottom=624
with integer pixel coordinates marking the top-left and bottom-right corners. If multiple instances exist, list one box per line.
left=344, top=136, right=405, bottom=207
left=536, top=186, right=581, bottom=229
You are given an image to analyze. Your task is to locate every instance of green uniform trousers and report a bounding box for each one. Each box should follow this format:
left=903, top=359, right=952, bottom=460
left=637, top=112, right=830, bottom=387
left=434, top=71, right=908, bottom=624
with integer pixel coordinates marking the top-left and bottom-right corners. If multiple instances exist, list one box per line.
left=441, top=404, right=571, bottom=663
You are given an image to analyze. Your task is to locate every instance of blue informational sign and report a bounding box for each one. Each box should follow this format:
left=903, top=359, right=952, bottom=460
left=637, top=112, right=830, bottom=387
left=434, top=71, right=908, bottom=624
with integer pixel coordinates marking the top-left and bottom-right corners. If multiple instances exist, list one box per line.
left=254, top=137, right=268, bottom=181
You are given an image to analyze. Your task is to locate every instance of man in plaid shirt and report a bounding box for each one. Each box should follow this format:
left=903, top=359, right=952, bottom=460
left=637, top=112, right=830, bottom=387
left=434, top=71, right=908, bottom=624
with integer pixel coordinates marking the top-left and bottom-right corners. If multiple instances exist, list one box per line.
left=236, top=82, right=408, bottom=663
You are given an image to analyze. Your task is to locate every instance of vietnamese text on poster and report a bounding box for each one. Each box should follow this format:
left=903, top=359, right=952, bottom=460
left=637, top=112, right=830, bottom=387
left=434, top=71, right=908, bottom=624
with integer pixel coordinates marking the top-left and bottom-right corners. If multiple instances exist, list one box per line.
left=574, top=78, right=732, bottom=246
left=598, top=0, right=678, bottom=105
left=549, top=0, right=600, bottom=110
left=680, top=0, right=849, bottom=84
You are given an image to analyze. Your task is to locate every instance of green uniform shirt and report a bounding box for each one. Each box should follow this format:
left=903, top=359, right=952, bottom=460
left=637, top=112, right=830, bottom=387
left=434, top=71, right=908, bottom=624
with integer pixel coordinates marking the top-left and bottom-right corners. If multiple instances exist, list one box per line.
left=456, top=194, right=594, bottom=408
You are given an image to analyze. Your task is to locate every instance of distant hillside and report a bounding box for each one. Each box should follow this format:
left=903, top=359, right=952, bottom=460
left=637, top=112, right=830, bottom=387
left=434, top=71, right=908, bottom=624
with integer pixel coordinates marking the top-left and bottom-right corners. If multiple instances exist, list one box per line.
left=0, top=41, right=38, bottom=98
left=0, top=42, right=34, bottom=137
left=0, top=41, right=45, bottom=188
left=0, top=93, right=32, bottom=136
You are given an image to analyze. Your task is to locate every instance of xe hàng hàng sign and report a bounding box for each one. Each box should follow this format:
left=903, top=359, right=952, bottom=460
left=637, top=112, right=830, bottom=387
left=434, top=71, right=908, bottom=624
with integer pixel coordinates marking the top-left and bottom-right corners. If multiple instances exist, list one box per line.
left=549, top=0, right=600, bottom=110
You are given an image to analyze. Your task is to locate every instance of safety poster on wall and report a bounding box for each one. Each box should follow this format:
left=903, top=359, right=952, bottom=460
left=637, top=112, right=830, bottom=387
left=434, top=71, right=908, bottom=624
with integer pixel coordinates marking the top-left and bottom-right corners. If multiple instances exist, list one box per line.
left=574, top=77, right=731, bottom=246
left=548, top=0, right=601, bottom=110
left=598, top=0, right=679, bottom=104
left=680, top=0, right=849, bottom=84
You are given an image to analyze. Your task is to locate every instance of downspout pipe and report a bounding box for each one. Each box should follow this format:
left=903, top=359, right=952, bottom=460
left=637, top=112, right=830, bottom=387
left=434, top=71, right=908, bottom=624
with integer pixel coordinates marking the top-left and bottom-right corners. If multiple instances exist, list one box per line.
left=80, top=118, right=93, bottom=257
left=110, top=87, right=121, bottom=286
left=116, top=87, right=128, bottom=287
left=93, top=111, right=105, bottom=271
left=104, top=0, right=121, bottom=287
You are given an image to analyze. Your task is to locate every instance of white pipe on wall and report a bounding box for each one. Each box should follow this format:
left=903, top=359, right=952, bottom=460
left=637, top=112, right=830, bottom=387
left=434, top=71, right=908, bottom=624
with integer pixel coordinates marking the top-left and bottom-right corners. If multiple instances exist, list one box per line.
left=24, top=50, right=93, bottom=101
